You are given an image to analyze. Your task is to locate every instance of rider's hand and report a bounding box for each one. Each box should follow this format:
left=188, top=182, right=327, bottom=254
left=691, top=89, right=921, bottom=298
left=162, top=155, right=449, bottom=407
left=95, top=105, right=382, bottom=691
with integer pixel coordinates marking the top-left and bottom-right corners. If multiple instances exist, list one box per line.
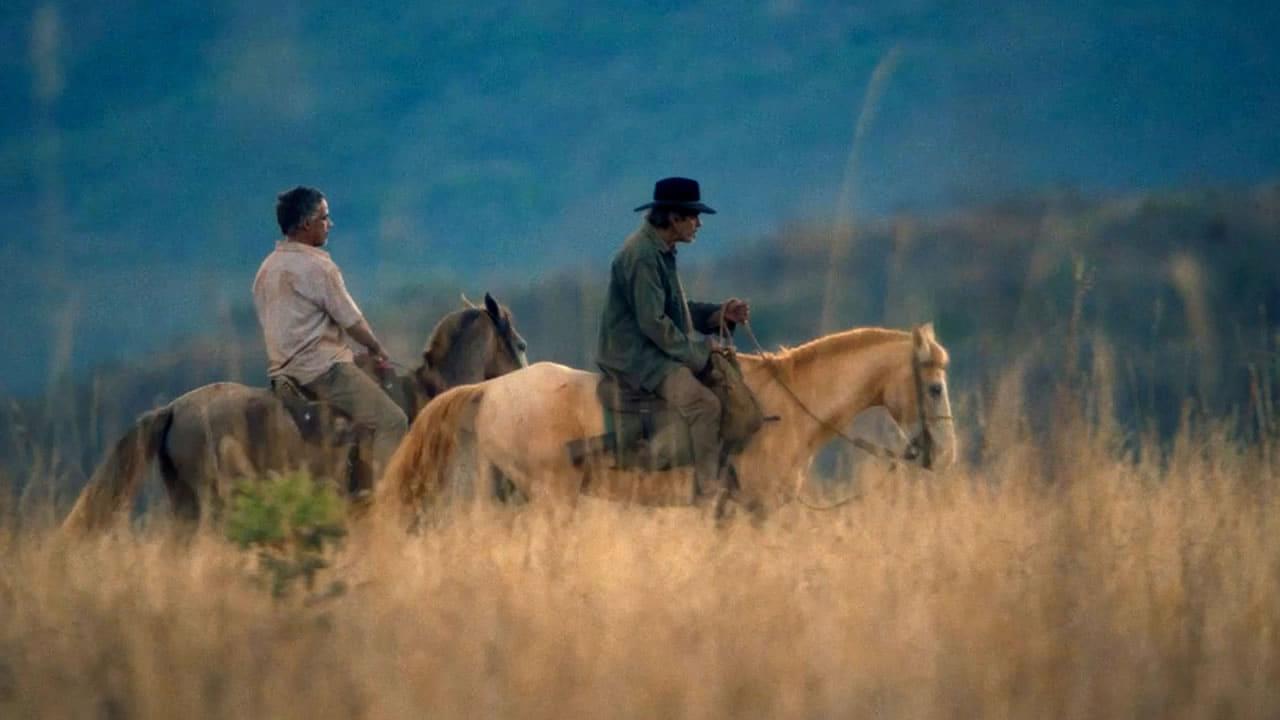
left=722, top=298, right=750, bottom=324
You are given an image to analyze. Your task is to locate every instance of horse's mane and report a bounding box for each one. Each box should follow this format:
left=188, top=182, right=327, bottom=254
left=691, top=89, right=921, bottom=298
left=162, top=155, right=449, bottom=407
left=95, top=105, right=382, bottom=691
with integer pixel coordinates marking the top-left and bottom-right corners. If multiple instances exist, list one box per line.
left=421, top=307, right=486, bottom=362
left=742, top=327, right=914, bottom=373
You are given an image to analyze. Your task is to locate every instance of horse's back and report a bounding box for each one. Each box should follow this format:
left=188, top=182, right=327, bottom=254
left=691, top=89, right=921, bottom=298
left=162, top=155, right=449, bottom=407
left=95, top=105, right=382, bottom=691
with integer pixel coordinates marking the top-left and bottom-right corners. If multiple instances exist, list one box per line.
left=171, top=381, right=270, bottom=411
left=485, top=362, right=599, bottom=401
left=166, top=381, right=302, bottom=480
left=169, top=382, right=287, bottom=435
left=474, top=362, right=606, bottom=464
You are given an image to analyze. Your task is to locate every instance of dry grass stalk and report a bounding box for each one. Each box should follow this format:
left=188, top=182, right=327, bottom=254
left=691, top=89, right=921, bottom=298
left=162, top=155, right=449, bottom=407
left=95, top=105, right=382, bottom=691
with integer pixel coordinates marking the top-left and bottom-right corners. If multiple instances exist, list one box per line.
left=3, top=401, right=1279, bottom=718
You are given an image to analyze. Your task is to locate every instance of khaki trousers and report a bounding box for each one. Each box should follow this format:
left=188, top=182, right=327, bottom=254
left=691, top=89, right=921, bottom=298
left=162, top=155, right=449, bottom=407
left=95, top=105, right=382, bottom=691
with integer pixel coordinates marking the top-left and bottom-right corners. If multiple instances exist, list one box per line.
left=657, top=366, right=723, bottom=495
left=304, top=362, right=408, bottom=478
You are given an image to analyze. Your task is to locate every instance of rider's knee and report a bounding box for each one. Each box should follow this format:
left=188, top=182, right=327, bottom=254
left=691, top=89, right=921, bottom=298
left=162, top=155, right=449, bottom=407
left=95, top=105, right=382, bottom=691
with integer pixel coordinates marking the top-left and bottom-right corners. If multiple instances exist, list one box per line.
left=382, top=405, right=409, bottom=436
left=700, top=388, right=722, bottom=418
left=692, top=376, right=720, bottom=409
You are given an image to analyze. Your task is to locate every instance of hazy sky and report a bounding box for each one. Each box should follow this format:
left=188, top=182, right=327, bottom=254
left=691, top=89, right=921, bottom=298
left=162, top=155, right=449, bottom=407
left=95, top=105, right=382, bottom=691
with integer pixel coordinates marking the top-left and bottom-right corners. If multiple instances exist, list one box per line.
left=1, top=0, right=1277, bottom=395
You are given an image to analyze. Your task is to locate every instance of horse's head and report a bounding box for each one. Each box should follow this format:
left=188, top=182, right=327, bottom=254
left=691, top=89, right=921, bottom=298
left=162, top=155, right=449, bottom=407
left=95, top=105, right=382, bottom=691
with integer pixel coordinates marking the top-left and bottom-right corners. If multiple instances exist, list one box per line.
left=881, top=323, right=956, bottom=470
left=415, top=292, right=529, bottom=399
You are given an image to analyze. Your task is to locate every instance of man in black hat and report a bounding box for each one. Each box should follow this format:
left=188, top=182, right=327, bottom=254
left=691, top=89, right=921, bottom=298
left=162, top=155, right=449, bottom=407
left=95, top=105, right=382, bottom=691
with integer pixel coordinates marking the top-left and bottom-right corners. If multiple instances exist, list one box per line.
left=596, top=177, right=750, bottom=505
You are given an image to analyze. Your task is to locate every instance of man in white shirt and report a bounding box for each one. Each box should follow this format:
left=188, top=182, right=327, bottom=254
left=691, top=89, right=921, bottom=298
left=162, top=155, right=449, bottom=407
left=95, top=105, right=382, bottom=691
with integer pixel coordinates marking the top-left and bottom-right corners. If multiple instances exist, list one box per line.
left=252, top=186, right=407, bottom=481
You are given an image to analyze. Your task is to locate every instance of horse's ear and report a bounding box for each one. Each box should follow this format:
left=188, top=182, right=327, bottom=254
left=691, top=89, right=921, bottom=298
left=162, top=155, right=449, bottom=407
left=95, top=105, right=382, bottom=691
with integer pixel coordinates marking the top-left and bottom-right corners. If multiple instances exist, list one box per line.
left=484, top=292, right=501, bottom=322
left=912, top=322, right=935, bottom=361
left=460, top=293, right=478, bottom=309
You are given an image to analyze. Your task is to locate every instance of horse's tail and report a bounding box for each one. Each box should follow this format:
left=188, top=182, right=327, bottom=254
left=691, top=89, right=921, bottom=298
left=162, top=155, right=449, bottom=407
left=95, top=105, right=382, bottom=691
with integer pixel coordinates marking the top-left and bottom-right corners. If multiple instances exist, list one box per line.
left=377, top=383, right=486, bottom=523
left=62, top=404, right=174, bottom=534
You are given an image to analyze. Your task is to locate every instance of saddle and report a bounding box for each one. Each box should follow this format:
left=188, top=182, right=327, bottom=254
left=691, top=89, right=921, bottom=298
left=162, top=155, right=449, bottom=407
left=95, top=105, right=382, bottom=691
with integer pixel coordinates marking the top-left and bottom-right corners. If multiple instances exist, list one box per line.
left=269, top=367, right=409, bottom=447
left=270, top=375, right=335, bottom=444
left=566, top=350, right=766, bottom=471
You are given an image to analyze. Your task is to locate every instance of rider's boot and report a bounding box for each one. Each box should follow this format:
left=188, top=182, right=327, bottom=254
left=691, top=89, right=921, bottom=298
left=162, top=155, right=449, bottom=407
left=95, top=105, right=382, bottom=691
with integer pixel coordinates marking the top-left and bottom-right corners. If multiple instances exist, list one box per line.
left=693, top=457, right=739, bottom=520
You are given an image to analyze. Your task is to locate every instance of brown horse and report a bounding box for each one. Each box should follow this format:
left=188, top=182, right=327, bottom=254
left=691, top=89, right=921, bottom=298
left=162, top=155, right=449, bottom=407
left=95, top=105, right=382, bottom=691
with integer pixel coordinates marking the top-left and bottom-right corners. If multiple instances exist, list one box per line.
left=62, top=293, right=527, bottom=533
left=356, top=293, right=529, bottom=420
left=378, top=323, right=956, bottom=523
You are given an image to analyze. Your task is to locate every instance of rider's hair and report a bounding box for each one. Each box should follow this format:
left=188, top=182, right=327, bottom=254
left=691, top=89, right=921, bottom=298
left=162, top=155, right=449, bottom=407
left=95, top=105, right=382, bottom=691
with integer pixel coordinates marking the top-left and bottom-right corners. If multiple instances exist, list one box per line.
left=276, top=186, right=326, bottom=236
left=645, top=206, right=698, bottom=229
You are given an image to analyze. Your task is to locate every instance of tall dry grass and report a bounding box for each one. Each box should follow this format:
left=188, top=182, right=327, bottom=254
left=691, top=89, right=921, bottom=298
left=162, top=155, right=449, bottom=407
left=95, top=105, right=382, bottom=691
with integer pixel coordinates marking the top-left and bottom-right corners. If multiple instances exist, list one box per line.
left=3, top=400, right=1279, bottom=719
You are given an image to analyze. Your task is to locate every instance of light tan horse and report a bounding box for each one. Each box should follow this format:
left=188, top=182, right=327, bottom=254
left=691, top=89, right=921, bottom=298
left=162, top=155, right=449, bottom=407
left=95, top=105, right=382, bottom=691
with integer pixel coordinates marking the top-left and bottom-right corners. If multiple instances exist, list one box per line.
left=62, top=294, right=528, bottom=533
left=379, top=323, right=955, bottom=520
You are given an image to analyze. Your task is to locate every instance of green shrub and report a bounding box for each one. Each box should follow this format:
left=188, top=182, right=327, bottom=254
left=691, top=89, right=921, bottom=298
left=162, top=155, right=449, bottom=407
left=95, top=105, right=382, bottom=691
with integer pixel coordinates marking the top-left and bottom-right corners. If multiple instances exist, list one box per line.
left=225, top=471, right=347, bottom=600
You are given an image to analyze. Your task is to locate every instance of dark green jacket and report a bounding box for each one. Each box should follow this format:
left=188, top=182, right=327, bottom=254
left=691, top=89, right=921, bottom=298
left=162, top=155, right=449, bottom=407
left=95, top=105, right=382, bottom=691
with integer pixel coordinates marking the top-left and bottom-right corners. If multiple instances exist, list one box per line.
left=596, top=222, right=727, bottom=392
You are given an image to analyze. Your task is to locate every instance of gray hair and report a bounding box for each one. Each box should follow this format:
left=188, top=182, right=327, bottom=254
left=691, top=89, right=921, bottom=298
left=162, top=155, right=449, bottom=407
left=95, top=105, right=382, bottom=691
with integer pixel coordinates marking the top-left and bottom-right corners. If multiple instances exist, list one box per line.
left=645, top=206, right=697, bottom=229
left=276, top=186, right=326, bottom=236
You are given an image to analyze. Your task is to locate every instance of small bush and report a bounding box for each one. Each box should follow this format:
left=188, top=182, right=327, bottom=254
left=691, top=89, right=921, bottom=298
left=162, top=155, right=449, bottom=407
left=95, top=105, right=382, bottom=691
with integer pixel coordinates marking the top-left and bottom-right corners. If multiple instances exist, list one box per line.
left=225, top=471, right=347, bottom=600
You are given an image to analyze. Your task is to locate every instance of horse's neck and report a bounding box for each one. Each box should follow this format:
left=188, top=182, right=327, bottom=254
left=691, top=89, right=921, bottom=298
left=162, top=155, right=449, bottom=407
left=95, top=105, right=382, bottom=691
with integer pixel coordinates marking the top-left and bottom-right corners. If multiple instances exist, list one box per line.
left=745, top=335, right=907, bottom=453
left=402, top=367, right=434, bottom=416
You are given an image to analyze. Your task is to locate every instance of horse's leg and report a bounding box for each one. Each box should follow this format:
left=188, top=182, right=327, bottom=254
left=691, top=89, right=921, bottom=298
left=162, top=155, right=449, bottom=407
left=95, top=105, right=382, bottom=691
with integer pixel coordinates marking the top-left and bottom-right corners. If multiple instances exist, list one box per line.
left=346, top=431, right=375, bottom=499
left=479, top=454, right=579, bottom=511
left=161, top=466, right=200, bottom=524
left=203, top=436, right=249, bottom=526
left=453, top=433, right=530, bottom=507
left=523, top=468, right=586, bottom=509
left=158, top=438, right=200, bottom=526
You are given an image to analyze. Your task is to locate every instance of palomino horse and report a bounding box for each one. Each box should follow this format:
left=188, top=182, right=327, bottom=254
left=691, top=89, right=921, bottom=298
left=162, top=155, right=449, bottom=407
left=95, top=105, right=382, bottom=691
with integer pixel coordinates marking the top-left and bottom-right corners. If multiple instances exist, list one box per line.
left=62, top=293, right=527, bottom=532
left=378, top=323, right=955, bottom=520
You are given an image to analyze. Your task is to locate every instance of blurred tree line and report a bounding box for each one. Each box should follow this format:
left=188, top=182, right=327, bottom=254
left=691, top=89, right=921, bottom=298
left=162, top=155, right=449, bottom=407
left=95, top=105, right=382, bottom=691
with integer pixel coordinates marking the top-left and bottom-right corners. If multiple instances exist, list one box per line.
left=3, top=182, right=1279, bottom=501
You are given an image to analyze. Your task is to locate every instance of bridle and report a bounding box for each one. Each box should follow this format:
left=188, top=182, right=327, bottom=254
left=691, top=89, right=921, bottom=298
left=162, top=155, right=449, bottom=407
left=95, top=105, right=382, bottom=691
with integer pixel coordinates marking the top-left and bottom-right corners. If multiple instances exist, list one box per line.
left=908, top=353, right=953, bottom=471
left=739, top=321, right=951, bottom=509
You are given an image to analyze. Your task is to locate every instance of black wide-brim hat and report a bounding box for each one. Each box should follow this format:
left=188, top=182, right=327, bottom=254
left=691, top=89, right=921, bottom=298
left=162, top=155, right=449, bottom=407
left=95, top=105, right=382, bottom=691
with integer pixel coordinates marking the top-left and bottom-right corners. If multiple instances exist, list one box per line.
left=633, top=176, right=717, bottom=214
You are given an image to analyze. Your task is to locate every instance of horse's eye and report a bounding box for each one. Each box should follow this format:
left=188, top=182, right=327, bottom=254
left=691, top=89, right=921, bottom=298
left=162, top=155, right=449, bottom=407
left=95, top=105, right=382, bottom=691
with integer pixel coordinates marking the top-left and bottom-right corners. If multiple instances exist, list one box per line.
left=928, top=383, right=943, bottom=399
left=517, top=340, right=527, bottom=352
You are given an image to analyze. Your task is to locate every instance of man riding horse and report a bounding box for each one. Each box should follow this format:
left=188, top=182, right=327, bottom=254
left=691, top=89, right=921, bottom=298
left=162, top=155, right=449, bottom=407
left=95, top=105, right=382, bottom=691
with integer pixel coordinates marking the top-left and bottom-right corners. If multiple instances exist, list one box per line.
left=253, top=186, right=408, bottom=481
left=596, top=177, right=750, bottom=507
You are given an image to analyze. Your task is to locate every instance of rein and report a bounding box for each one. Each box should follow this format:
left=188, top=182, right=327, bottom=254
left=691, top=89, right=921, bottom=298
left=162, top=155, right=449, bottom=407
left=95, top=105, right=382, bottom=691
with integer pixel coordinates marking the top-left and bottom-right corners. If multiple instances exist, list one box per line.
left=738, top=321, right=947, bottom=510
left=366, top=357, right=432, bottom=418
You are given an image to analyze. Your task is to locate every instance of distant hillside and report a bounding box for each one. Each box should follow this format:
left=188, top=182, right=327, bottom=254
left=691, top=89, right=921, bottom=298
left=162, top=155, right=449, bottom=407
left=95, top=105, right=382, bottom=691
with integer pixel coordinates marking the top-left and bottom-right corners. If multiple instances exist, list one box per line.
left=5, top=181, right=1279, bottom=494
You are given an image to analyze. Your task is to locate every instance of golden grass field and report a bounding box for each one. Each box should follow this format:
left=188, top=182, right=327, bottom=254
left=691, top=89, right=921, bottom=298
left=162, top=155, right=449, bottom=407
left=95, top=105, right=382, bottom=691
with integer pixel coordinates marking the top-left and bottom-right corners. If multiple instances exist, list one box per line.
left=3, top=403, right=1279, bottom=720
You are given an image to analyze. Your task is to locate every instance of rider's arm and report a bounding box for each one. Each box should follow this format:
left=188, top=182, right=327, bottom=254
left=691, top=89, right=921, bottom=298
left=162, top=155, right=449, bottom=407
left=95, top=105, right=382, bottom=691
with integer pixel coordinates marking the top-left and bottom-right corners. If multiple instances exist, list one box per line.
left=345, top=318, right=386, bottom=360
left=691, top=302, right=733, bottom=335
left=311, top=260, right=383, bottom=358
left=692, top=299, right=749, bottom=335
